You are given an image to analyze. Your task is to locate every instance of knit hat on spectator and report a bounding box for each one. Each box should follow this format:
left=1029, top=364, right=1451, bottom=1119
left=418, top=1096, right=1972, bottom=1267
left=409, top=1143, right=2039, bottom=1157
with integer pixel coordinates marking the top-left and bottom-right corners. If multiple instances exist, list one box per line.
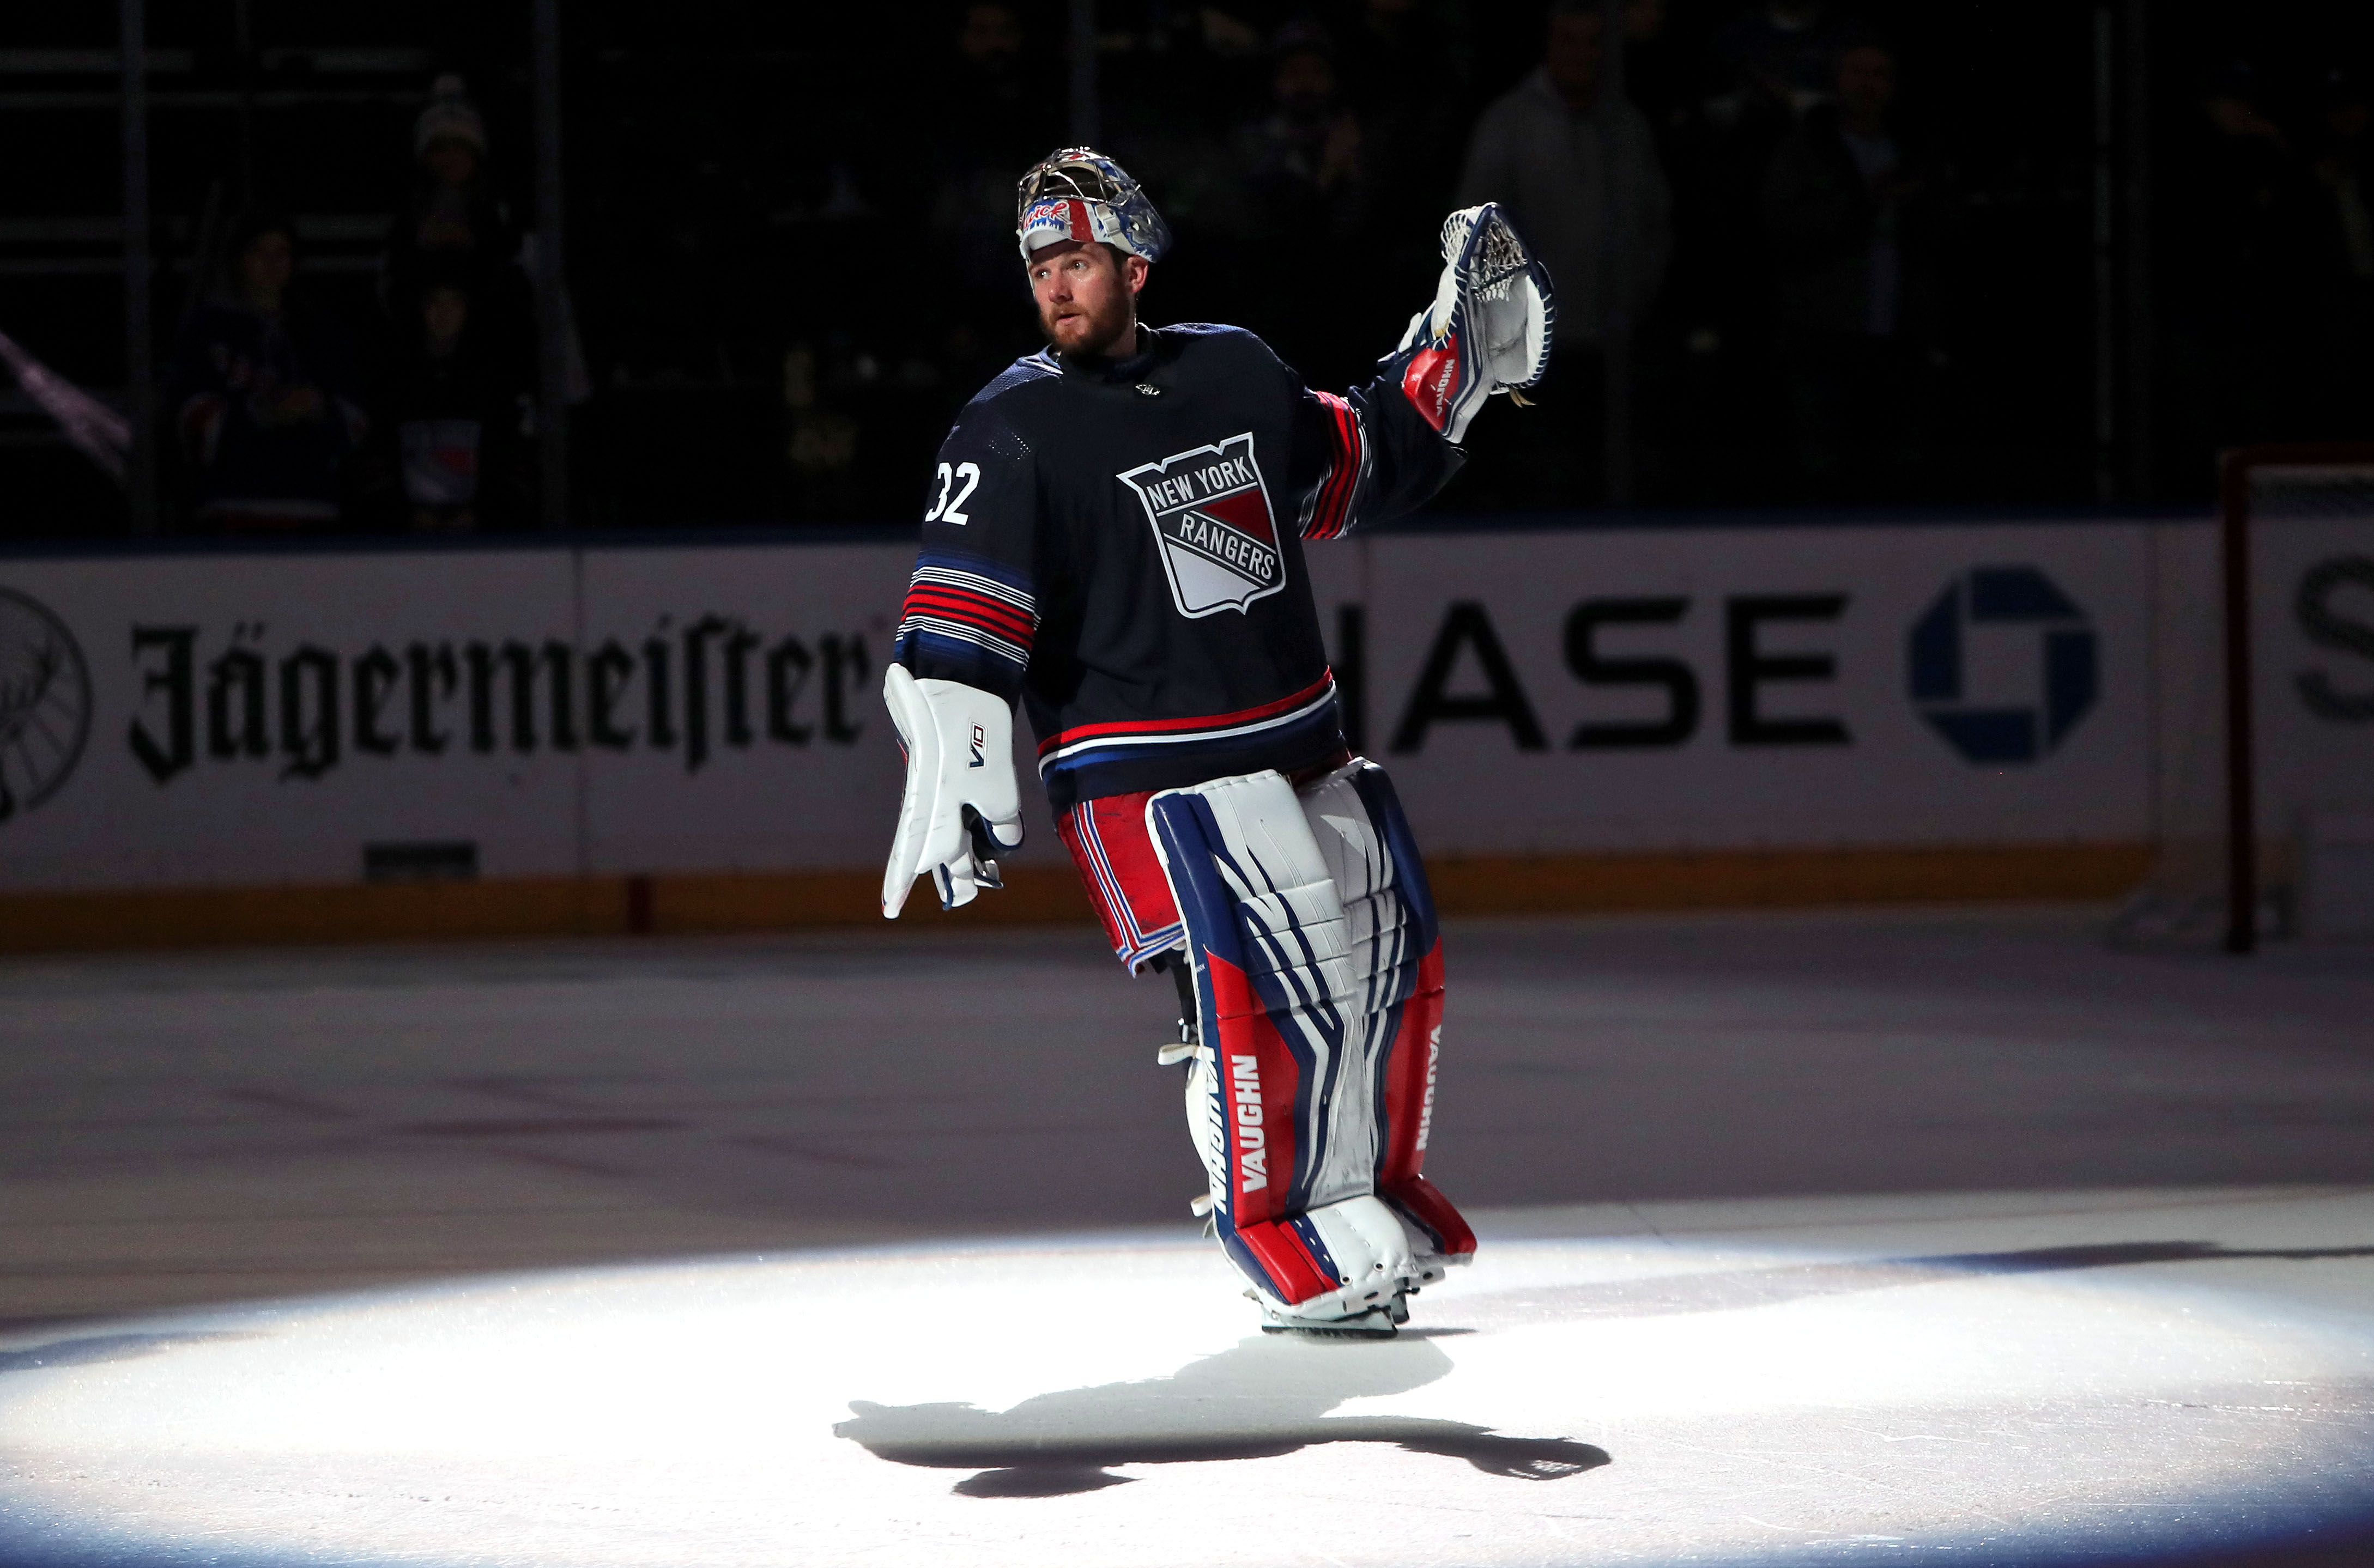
left=414, top=75, right=487, bottom=157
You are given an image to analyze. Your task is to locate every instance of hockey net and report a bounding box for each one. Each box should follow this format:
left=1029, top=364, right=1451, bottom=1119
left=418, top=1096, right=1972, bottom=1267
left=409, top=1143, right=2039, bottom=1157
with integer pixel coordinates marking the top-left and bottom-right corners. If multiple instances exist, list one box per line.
left=2114, top=446, right=2374, bottom=949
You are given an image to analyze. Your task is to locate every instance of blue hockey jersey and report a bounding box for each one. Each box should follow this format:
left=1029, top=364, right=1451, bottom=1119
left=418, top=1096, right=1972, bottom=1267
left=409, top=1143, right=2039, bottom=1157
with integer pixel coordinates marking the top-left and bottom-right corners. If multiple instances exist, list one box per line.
left=892, top=323, right=1461, bottom=811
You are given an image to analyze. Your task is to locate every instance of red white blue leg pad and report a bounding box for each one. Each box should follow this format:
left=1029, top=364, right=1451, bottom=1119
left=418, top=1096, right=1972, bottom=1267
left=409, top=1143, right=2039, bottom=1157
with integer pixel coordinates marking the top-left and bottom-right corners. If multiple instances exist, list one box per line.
left=1148, top=762, right=1475, bottom=1330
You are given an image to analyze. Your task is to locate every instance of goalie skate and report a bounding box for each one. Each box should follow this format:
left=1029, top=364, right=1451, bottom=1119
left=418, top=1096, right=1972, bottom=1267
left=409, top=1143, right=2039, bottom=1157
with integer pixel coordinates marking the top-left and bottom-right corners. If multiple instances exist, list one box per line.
left=1259, top=1295, right=1409, bottom=1338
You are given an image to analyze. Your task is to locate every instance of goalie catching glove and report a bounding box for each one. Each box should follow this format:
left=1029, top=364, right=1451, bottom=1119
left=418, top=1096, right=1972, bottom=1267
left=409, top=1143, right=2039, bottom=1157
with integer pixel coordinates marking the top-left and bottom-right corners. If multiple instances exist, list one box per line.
left=1395, top=202, right=1555, bottom=444
left=880, top=664, right=1025, bottom=917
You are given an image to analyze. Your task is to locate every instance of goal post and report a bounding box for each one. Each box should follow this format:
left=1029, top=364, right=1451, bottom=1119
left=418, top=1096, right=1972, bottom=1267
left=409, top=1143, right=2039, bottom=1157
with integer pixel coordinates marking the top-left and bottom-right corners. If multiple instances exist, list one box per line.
left=2218, top=443, right=2374, bottom=953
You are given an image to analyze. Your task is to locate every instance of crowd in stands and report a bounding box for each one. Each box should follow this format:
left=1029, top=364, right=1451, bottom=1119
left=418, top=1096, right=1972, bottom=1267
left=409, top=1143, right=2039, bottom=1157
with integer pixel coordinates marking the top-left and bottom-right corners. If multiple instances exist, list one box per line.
left=784, top=0, right=1969, bottom=518
left=2171, top=60, right=2374, bottom=458
left=162, top=76, right=543, bottom=536
left=129, top=2, right=2374, bottom=533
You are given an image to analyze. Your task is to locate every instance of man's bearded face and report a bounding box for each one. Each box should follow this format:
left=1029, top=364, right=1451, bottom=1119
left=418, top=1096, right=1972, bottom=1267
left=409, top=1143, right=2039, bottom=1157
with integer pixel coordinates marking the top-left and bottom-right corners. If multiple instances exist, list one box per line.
left=1028, top=240, right=1143, bottom=358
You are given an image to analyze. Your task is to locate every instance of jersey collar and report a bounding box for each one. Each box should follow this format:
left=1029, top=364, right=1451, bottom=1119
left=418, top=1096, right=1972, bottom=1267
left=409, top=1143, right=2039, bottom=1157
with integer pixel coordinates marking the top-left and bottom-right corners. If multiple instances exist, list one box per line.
left=1056, top=325, right=1166, bottom=384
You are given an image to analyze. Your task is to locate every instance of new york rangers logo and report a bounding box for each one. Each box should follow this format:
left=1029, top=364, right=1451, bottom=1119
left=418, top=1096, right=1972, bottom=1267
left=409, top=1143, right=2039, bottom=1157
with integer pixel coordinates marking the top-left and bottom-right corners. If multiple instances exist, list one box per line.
left=1118, top=432, right=1285, bottom=618
left=1020, top=197, right=1090, bottom=249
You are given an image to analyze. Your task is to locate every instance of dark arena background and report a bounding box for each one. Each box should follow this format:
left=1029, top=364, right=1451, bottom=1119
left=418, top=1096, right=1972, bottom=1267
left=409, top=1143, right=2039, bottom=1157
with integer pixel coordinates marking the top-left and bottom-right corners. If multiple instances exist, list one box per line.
left=2, top=3, right=2372, bottom=1566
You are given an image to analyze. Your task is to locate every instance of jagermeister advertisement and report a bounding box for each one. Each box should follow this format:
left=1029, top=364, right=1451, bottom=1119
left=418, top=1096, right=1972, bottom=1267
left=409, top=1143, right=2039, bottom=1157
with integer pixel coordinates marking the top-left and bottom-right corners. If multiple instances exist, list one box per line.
left=0, top=543, right=929, bottom=891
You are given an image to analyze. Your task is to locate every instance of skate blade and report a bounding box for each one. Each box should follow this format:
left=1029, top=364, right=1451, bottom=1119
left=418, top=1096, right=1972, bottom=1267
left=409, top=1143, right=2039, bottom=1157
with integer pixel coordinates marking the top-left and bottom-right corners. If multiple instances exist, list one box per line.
left=1259, top=1303, right=1403, bottom=1338
left=1261, top=1318, right=1398, bottom=1339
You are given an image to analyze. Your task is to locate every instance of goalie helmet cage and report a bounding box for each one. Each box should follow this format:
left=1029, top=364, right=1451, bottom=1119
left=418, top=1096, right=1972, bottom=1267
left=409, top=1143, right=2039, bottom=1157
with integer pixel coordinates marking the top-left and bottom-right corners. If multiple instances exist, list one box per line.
left=2216, top=443, right=2374, bottom=953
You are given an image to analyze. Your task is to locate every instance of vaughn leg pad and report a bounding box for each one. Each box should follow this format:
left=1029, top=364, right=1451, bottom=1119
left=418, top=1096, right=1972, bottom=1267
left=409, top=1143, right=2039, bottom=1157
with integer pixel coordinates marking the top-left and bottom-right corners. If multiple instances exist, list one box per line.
left=1310, top=761, right=1476, bottom=1269
left=1182, top=1037, right=1419, bottom=1320
left=1149, top=763, right=1473, bottom=1319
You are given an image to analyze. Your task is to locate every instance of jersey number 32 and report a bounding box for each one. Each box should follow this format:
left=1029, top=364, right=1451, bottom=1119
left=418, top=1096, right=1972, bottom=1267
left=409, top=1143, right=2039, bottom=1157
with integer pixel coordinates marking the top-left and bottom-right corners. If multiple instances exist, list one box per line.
left=925, top=461, right=980, bottom=525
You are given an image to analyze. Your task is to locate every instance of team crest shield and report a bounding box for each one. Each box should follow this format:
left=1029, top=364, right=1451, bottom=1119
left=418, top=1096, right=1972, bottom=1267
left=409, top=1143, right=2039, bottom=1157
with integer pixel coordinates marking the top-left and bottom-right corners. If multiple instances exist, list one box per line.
left=1118, top=432, right=1286, bottom=618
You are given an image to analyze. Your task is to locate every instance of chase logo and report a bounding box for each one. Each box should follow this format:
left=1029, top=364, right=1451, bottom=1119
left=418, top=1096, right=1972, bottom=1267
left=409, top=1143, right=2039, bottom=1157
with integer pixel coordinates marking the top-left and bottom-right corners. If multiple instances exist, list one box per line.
left=1909, top=566, right=2096, bottom=764
left=0, top=586, right=93, bottom=822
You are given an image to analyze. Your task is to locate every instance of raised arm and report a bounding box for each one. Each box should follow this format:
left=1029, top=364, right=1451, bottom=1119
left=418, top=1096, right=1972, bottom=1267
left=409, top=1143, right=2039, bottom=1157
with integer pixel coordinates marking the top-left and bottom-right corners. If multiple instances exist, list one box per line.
left=1292, top=372, right=1462, bottom=541
left=1294, top=203, right=1555, bottom=540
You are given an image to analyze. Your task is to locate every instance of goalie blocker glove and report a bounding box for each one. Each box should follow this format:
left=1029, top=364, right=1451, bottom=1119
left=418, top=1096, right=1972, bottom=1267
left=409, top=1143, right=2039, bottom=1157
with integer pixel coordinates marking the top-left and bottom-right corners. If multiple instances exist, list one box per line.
left=880, top=665, right=1025, bottom=916
left=1394, top=202, right=1555, bottom=445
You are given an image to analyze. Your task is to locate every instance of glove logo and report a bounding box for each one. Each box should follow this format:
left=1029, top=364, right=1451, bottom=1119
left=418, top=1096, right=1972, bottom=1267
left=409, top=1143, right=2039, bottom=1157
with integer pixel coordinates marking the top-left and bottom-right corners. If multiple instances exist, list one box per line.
left=968, top=722, right=986, bottom=768
left=1118, top=432, right=1286, bottom=619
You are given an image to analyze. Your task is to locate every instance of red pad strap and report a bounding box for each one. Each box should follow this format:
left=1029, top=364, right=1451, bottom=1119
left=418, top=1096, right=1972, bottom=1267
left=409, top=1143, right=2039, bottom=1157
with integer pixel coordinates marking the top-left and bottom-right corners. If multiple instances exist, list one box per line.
left=1378, top=941, right=1444, bottom=1189
left=1375, top=940, right=1473, bottom=1255
left=1383, top=1175, right=1475, bottom=1259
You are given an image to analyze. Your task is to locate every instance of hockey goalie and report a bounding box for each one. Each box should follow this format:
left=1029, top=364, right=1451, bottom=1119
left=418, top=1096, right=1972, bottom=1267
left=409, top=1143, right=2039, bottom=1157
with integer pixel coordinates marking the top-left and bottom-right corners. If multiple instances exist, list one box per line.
left=880, top=148, right=1553, bottom=1335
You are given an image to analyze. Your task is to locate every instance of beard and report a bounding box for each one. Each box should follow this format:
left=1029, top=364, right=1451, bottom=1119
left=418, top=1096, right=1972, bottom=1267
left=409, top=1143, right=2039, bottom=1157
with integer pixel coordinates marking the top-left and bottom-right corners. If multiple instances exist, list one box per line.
left=1038, top=288, right=1136, bottom=360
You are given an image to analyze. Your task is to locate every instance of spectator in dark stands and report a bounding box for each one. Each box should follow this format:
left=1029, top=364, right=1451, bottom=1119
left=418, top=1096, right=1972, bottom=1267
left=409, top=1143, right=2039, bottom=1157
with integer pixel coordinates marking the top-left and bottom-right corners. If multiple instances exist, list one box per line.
left=930, top=3, right=1068, bottom=391
left=360, top=275, right=531, bottom=533
left=1331, top=0, right=1474, bottom=352
left=1234, top=23, right=1374, bottom=380
left=932, top=4, right=1060, bottom=285
left=1761, top=40, right=1935, bottom=496
left=1096, top=1, right=1270, bottom=141
left=1695, top=1, right=1853, bottom=399
left=1710, top=0, right=1851, bottom=126
left=1454, top=0, right=1672, bottom=505
left=1335, top=0, right=1473, bottom=137
left=1239, top=25, right=1368, bottom=240
left=385, top=76, right=532, bottom=391
left=1333, top=0, right=1471, bottom=213
left=2167, top=62, right=2322, bottom=459
left=782, top=341, right=862, bottom=521
left=1617, top=0, right=1685, bottom=133
left=1089, top=4, right=1271, bottom=332
left=166, top=214, right=367, bottom=533
left=2307, top=68, right=2374, bottom=436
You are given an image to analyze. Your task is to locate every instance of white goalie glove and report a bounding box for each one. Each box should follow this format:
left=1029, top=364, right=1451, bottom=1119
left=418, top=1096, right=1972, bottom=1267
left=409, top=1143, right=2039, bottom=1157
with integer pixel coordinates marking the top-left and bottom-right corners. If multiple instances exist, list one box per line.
left=1395, top=202, right=1555, bottom=444
left=880, top=664, right=1025, bottom=917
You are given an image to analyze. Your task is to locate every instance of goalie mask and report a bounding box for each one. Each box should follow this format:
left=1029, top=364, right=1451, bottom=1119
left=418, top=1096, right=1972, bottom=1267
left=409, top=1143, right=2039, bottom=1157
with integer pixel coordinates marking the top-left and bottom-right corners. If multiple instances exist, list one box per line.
left=1016, top=147, right=1173, bottom=263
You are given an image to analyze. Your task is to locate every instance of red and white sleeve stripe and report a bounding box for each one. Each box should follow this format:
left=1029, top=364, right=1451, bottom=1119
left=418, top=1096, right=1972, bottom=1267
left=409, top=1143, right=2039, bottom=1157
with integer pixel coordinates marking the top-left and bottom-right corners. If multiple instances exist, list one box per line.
left=1300, top=391, right=1370, bottom=542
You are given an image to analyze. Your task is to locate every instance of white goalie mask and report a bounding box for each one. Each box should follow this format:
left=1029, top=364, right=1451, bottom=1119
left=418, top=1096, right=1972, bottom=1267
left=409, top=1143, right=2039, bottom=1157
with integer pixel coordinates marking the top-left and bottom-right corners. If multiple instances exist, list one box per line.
left=1016, top=147, right=1173, bottom=263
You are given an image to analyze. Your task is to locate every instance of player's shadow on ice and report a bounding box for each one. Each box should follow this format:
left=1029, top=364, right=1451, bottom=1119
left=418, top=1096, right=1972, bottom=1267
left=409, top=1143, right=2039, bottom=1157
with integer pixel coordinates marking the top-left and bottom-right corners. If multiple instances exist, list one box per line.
left=834, top=1332, right=1607, bottom=1498
left=0, top=1332, right=252, bottom=1375
left=1456, top=1239, right=2374, bottom=1326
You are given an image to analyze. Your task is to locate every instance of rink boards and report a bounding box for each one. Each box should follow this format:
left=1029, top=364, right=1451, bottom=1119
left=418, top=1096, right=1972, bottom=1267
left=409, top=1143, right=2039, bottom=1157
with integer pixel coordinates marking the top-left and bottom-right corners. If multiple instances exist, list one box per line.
left=0, top=513, right=2360, bottom=938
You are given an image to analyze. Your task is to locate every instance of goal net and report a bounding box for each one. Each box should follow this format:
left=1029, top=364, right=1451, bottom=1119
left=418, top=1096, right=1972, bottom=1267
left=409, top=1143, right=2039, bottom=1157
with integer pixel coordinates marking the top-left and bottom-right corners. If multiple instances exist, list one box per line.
left=2116, top=446, right=2374, bottom=949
